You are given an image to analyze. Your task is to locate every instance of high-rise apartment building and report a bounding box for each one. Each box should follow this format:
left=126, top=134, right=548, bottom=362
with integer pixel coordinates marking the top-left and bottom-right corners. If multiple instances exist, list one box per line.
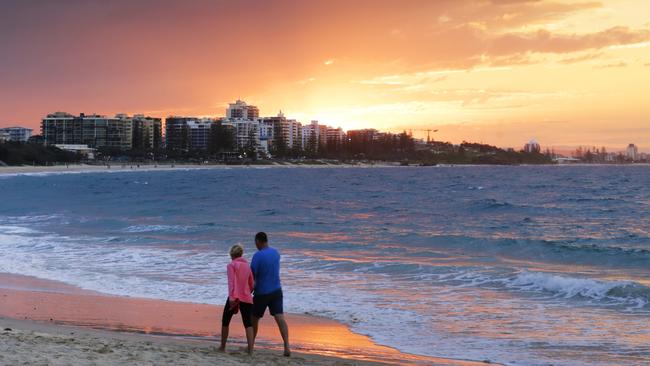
left=228, top=120, right=260, bottom=153
left=165, top=117, right=215, bottom=151
left=626, top=143, right=638, bottom=161
left=286, top=119, right=302, bottom=150
left=42, top=112, right=133, bottom=150
left=226, top=99, right=259, bottom=120
left=258, top=112, right=286, bottom=153
left=131, top=114, right=162, bottom=151
left=0, top=127, right=33, bottom=142
left=302, top=120, right=328, bottom=151
left=326, top=127, right=346, bottom=148
left=523, top=139, right=541, bottom=153
left=224, top=100, right=261, bottom=153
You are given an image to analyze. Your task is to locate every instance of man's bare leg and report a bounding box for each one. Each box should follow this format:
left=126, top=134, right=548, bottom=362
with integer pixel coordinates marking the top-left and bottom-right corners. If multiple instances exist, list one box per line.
left=273, top=314, right=291, bottom=356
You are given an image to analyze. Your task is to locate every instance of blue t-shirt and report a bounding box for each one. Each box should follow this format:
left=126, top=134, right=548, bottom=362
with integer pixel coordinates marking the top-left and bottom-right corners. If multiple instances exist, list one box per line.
left=250, top=246, right=282, bottom=295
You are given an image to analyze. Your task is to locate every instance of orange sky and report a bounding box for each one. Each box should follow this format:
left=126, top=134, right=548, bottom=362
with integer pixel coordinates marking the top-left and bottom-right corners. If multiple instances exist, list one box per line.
left=0, top=0, right=648, bottom=151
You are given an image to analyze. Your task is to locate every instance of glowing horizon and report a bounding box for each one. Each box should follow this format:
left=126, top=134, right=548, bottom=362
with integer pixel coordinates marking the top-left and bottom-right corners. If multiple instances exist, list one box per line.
left=0, top=0, right=649, bottom=152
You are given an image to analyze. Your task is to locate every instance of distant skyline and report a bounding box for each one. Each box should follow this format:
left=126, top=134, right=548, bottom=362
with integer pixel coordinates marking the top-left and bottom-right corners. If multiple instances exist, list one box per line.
left=1, top=0, right=649, bottom=151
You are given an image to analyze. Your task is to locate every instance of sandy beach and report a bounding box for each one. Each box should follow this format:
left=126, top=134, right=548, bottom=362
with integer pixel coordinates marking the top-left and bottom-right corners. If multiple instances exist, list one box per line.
left=0, top=273, right=491, bottom=366
left=0, top=162, right=403, bottom=177
left=0, top=316, right=387, bottom=366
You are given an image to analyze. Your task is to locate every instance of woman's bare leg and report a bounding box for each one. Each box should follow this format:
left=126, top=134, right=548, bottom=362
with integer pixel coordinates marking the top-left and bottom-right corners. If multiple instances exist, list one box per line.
left=218, top=326, right=229, bottom=351
left=245, top=326, right=255, bottom=354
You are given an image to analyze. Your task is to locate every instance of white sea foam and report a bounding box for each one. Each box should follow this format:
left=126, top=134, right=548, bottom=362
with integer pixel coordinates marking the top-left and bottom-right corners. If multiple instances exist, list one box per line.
left=0, top=225, right=39, bottom=234
left=0, top=226, right=228, bottom=303
left=122, top=225, right=193, bottom=233
left=506, top=270, right=647, bottom=307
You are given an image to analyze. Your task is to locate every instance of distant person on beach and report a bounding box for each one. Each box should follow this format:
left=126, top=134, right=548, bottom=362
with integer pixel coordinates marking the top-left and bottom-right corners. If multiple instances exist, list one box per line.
left=219, top=244, right=255, bottom=354
left=250, top=232, right=291, bottom=357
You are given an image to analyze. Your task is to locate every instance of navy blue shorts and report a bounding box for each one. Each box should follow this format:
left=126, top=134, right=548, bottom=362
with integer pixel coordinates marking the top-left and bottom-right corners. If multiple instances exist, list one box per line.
left=253, top=289, right=283, bottom=318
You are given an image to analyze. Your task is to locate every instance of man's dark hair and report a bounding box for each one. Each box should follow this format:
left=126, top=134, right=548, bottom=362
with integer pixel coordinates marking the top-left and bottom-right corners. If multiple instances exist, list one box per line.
left=255, top=232, right=268, bottom=243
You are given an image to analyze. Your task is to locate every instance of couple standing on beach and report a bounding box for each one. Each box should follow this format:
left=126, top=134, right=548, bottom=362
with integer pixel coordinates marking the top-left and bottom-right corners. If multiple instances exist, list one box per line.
left=218, top=232, right=291, bottom=356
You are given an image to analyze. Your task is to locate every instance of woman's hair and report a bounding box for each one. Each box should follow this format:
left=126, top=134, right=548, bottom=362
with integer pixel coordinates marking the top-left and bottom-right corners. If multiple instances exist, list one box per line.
left=229, top=244, right=244, bottom=258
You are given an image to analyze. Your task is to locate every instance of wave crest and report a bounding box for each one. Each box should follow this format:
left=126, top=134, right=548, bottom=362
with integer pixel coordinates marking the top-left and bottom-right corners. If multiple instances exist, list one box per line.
left=508, top=270, right=649, bottom=309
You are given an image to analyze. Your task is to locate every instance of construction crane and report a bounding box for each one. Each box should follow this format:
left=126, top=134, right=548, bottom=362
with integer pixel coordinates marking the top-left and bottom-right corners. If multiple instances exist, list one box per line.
left=410, top=128, right=439, bottom=143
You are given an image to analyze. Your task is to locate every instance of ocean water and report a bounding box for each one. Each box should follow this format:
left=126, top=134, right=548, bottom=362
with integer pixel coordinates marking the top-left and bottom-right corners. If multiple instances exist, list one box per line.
left=1, top=166, right=649, bottom=365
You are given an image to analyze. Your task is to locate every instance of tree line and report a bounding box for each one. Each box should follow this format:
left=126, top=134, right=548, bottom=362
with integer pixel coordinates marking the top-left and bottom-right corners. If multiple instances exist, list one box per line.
left=0, top=141, right=81, bottom=166
left=2, top=127, right=552, bottom=166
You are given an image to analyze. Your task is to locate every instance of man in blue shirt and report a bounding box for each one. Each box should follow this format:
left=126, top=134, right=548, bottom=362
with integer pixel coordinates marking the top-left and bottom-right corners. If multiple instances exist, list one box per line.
left=250, top=232, right=290, bottom=357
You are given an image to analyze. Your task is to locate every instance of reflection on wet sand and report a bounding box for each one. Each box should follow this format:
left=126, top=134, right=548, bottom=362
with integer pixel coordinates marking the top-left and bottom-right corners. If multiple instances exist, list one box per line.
left=0, top=273, right=488, bottom=366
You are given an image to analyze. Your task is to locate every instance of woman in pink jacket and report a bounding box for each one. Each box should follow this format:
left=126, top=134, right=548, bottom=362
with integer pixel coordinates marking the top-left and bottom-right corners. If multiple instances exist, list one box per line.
left=219, top=244, right=255, bottom=354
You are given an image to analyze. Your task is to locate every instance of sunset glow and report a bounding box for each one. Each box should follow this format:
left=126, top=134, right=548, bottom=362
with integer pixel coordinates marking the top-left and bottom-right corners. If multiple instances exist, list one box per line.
left=1, top=0, right=649, bottom=150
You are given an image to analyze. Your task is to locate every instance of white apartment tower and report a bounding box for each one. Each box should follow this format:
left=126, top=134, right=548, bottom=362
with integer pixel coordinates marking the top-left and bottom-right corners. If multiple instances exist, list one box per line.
left=626, top=143, right=638, bottom=161
left=224, top=100, right=261, bottom=154
left=226, top=99, right=259, bottom=120
left=302, top=120, right=328, bottom=151
left=0, top=127, right=32, bottom=142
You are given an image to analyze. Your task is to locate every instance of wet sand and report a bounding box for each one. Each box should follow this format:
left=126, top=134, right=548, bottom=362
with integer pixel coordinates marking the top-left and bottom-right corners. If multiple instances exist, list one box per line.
left=0, top=273, right=492, bottom=365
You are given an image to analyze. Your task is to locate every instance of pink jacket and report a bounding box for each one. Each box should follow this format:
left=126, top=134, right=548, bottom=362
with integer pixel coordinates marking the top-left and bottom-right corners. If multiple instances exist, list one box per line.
left=227, top=257, right=254, bottom=304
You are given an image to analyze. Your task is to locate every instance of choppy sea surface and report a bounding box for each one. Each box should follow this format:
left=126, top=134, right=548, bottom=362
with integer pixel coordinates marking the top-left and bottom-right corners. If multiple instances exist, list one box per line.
left=1, top=166, right=649, bottom=365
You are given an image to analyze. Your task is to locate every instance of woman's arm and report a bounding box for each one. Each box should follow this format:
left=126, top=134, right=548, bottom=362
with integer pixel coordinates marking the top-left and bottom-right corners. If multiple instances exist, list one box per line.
left=227, top=264, right=236, bottom=301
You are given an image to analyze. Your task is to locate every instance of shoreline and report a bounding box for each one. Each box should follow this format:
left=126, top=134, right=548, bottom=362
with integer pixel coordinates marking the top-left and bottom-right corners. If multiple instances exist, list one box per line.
left=0, top=162, right=405, bottom=176
left=1, top=162, right=648, bottom=177
left=0, top=272, right=490, bottom=365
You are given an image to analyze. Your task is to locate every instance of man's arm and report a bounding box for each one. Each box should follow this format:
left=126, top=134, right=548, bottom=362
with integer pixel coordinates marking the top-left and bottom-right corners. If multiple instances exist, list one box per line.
left=248, top=269, right=254, bottom=293
left=250, top=253, right=258, bottom=277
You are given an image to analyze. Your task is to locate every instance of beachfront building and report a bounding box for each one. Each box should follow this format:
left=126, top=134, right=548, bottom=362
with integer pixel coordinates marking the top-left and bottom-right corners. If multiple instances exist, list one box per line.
left=258, top=117, right=275, bottom=155
left=287, top=119, right=303, bottom=150
left=523, top=139, right=541, bottom=153
left=228, top=119, right=260, bottom=153
left=186, top=119, right=214, bottom=150
left=258, top=111, right=303, bottom=154
left=0, top=127, right=33, bottom=142
left=301, top=120, right=328, bottom=152
left=347, top=129, right=378, bottom=143
left=626, top=143, right=638, bottom=161
left=226, top=99, right=259, bottom=120
left=326, top=127, right=346, bottom=149
left=131, top=115, right=162, bottom=151
left=224, top=100, right=262, bottom=155
left=54, top=144, right=97, bottom=159
left=165, top=117, right=215, bottom=151
left=42, top=112, right=133, bottom=150
left=165, top=117, right=190, bottom=151
left=41, top=112, right=158, bottom=151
